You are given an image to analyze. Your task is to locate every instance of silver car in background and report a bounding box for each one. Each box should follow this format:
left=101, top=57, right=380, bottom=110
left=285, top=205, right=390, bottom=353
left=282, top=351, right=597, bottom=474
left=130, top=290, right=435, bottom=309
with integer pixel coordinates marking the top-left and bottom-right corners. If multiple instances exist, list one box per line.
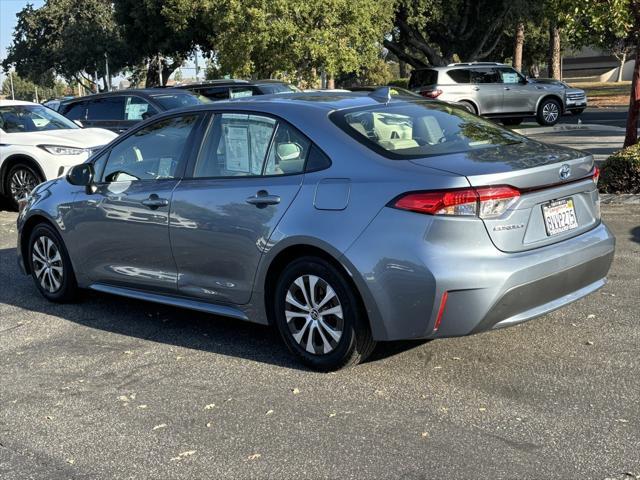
left=409, top=62, right=577, bottom=126
left=17, top=91, right=615, bottom=370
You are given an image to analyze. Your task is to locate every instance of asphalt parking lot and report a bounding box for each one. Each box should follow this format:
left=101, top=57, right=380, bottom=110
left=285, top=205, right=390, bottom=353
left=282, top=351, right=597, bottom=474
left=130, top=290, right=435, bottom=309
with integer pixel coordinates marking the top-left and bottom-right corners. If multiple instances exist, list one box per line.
left=0, top=205, right=639, bottom=480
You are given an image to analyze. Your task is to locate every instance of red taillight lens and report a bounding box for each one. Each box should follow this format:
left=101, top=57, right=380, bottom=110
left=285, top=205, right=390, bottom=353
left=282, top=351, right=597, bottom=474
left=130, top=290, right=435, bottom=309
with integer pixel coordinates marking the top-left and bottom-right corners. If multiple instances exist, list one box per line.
left=393, top=186, right=520, bottom=218
left=593, top=165, right=600, bottom=184
left=419, top=88, right=443, bottom=98
left=394, top=189, right=478, bottom=216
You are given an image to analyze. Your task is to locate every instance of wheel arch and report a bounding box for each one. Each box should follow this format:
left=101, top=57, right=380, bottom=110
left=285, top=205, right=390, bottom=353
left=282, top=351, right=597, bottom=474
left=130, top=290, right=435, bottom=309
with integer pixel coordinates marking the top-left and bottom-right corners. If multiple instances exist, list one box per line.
left=535, top=94, right=564, bottom=113
left=455, top=99, right=479, bottom=115
left=0, top=154, right=46, bottom=196
left=19, top=214, right=60, bottom=274
left=262, top=243, right=375, bottom=334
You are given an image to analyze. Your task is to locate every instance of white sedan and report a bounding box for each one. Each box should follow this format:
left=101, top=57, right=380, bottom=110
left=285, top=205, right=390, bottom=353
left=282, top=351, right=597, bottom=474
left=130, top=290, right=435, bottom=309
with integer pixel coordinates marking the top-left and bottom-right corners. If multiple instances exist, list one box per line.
left=0, top=100, right=117, bottom=208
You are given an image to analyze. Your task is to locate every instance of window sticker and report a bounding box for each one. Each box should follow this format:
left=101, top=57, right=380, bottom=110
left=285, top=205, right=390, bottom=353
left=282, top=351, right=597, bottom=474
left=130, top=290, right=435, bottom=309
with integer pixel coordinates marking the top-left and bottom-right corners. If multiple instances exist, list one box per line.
left=224, top=126, right=250, bottom=172
left=502, top=72, right=519, bottom=84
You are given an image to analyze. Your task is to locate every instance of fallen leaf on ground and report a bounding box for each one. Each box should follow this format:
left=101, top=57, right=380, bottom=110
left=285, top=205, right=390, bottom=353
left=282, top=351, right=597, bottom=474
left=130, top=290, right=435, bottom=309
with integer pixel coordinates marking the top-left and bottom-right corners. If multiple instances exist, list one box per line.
left=479, top=407, right=487, bottom=412
left=265, top=410, right=274, bottom=416
left=421, top=432, right=428, bottom=438
left=152, top=424, right=167, bottom=431
left=328, top=413, right=337, bottom=418
left=204, top=403, right=215, bottom=410
left=67, top=459, right=75, bottom=465
left=587, top=314, right=596, bottom=319
left=138, top=404, right=148, bottom=409
left=206, top=422, right=212, bottom=428
left=291, top=388, right=300, bottom=395
left=247, top=453, right=261, bottom=460
left=585, top=341, right=594, bottom=346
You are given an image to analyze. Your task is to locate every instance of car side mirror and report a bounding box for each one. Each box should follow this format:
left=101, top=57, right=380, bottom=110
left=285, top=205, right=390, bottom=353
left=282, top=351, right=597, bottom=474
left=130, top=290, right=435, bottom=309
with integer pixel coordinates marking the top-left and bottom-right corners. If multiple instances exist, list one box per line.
left=73, top=120, right=84, bottom=128
left=141, top=112, right=154, bottom=120
left=67, top=163, right=94, bottom=187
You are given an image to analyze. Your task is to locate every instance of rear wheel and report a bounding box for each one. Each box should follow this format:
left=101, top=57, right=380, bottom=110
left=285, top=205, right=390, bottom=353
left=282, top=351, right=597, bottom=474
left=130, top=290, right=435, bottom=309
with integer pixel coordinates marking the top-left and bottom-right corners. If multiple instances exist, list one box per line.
left=536, top=98, right=561, bottom=126
left=28, top=223, right=78, bottom=302
left=501, top=117, right=524, bottom=126
left=457, top=100, right=477, bottom=115
left=6, top=163, right=43, bottom=210
left=273, top=256, right=376, bottom=371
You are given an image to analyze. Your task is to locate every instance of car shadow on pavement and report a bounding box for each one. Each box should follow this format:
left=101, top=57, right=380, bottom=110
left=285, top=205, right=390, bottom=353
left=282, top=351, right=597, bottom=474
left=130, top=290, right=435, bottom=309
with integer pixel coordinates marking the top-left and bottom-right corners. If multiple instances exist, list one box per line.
left=0, top=247, right=426, bottom=370
left=631, top=226, right=640, bottom=244
left=0, top=196, right=15, bottom=212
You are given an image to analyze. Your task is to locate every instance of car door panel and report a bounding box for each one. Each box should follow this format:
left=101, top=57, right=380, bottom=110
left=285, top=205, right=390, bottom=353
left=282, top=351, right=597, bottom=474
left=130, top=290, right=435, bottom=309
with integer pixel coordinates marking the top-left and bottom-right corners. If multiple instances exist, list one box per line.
left=170, top=175, right=303, bottom=304
left=499, top=68, right=535, bottom=113
left=470, top=68, right=503, bottom=114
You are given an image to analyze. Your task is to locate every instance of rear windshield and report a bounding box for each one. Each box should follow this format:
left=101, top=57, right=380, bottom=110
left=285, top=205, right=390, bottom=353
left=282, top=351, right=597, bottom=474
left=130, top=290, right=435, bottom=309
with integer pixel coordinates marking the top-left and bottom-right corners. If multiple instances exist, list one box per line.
left=409, top=69, right=438, bottom=88
left=331, top=102, right=523, bottom=159
left=258, top=83, right=301, bottom=94
left=151, top=93, right=203, bottom=110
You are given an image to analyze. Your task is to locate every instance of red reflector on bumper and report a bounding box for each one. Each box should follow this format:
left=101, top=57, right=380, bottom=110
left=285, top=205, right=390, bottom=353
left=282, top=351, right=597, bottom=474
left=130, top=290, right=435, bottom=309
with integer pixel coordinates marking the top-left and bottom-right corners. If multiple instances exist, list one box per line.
left=433, top=291, right=448, bottom=331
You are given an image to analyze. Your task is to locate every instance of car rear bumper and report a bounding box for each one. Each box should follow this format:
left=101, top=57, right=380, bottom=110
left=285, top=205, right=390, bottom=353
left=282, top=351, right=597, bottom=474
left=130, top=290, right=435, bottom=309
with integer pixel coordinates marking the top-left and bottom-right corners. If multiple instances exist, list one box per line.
left=343, top=209, right=615, bottom=341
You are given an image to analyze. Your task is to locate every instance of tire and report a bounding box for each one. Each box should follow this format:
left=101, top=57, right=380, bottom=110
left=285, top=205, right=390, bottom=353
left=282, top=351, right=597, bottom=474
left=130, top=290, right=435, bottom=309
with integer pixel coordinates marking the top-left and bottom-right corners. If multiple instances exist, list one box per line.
left=536, top=98, right=562, bottom=126
left=5, top=163, right=43, bottom=210
left=457, top=100, right=477, bottom=115
left=28, top=223, right=78, bottom=303
left=273, top=256, right=376, bottom=371
left=571, top=108, right=585, bottom=115
left=501, top=117, right=524, bottom=126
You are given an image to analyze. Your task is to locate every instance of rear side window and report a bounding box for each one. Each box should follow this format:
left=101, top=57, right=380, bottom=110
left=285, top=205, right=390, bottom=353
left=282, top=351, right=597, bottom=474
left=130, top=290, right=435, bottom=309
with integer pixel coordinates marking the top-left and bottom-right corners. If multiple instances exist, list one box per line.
left=331, top=101, right=523, bottom=159
left=447, top=69, right=471, bottom=84
left=151, top=93, right=201, bottom=110
left=198, top=87, right=230, bottom=100
left=230, top=87, right=255, bottom=99
left=124, top=96, right=158, bottom=120
left=86, top=97, right=126, bottom=121
left=471, top=68, right=501, bottom=84
left=409, top=69, right=439, bottom=89
left=63, top=102, right=87, bottom=120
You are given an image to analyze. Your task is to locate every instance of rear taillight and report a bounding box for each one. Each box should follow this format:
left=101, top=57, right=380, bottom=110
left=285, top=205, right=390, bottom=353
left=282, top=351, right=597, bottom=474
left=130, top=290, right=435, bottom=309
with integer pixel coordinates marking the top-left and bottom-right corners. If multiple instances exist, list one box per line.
left=593, top=165, right=600, bottom=184
left=419, top=89, right=443, bottom=98
left=393, top=186, right=520, bottom=218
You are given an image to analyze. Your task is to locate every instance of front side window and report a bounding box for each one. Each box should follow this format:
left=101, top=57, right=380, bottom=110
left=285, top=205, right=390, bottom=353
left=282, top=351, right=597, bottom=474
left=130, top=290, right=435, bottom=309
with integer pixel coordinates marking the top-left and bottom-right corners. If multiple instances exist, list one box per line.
left=86, top=97, right=126, bottom=121
left=257, top=83, right=300, bottom=94
left=101, top=115, right=198, bottom=182
left=62, top=102, right=87, bottom=121
left=194, top=113, right=276, bottom=178
left=0, top=105, right=79, bottom=133
left=332, top=101, right=523, bottom=159
left=498, top=67, right=523, bottom=84
left=124, top=96, right=158, bottom=121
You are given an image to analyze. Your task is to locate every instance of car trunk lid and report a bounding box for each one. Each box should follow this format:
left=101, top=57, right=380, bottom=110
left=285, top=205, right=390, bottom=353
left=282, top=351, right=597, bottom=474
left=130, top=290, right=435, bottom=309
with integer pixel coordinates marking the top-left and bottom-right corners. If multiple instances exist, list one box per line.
left=409, top=140, right=600, bottom=252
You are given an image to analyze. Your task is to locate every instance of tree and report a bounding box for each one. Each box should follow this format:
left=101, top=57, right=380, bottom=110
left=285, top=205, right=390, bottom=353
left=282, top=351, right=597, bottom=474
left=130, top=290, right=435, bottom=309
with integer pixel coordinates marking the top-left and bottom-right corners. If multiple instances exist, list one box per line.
left=114, top=0, right=203, bottom=86
left=513, top=22, right=525, bottom=72
left=2, top=0, right=127, bottom=91
left=1, top=73, right=67, bottom=101
left=383, top=0, right=537, bottom=68
left=562, top=0, right=640, bottom=146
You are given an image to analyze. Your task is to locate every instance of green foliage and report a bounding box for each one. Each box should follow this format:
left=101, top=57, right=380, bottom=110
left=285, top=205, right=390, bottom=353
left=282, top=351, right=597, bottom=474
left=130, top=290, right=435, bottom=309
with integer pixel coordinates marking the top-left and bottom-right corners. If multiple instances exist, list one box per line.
left=2, top=0, right=127, bottom=88
left=600, top=144, right=640, bottom=193
left=1, top=73, right=67, bottom=102
left=388, top=78, right=410, bottom=89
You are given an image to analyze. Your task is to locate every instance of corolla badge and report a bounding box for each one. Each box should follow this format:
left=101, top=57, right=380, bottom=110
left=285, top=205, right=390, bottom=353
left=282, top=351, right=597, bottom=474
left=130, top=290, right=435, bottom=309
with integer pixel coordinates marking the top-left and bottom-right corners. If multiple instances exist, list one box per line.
left=559, top=164, right=571, bottom=180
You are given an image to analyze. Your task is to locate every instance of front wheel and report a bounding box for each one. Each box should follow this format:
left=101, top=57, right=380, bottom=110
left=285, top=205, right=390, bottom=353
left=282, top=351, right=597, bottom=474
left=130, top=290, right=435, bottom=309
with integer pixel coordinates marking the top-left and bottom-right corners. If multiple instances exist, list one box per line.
left=273, top=257, right=376, bottom=371
left=536, top=98, right=562, bottom=126
left=6, top=163, right=43, bottom=210
left=28, top=223, right=78, bottom=302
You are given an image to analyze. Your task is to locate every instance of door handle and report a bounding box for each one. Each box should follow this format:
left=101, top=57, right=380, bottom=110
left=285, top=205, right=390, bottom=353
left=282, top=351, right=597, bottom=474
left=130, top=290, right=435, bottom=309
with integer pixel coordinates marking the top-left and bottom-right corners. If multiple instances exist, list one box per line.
left=141, top=194, right=169, bottom=209
left=504, top=86, right=511, bottom=90
left=246, top=190, right=281, bottom=207
left=472, top=86, right=480, bottom=91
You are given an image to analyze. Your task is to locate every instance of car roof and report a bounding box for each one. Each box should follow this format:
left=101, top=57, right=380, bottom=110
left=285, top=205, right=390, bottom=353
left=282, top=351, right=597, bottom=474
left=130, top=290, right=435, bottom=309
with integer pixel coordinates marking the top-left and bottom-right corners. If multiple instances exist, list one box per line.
left=0, top=99, right=39, bottom=107
left=59, top=88, right=191, bottom=105
left=178, top=79, right=292, bottom=88
left=413, top=62, right=508, bottom=72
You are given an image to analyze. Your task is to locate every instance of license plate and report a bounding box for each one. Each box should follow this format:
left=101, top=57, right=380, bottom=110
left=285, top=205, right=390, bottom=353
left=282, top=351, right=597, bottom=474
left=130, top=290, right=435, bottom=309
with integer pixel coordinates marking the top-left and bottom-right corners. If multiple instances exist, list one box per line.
left=542, top=198, right=578, bottom=236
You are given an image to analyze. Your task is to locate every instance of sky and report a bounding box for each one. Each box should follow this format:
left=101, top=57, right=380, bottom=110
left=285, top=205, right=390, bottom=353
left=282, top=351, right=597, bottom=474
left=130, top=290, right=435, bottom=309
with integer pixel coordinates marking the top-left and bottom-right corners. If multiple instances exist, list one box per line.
left=0, top=0, right=203, bottom=89
left=1, top=0, right=45, bottom=84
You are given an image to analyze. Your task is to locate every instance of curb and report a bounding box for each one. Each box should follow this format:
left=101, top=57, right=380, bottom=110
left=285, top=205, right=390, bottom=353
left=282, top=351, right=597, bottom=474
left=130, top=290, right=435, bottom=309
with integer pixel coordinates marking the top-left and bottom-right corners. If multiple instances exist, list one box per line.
left=600, top=194, right=640, bottom=205
left=514, top=124, right=629, bottom=135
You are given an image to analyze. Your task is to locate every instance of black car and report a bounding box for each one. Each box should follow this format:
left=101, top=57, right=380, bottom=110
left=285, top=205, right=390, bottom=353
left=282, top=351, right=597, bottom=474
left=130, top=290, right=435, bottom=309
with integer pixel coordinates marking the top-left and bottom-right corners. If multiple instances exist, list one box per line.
left=58, top=89, right=203, bottom=133
left=176, top=79, right=300, bottom=101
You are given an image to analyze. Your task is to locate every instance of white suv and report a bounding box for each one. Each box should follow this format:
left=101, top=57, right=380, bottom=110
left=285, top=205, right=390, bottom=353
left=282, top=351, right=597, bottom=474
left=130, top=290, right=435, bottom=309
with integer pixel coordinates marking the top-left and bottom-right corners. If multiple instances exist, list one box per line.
left=0, top=100, right=117, bottom=208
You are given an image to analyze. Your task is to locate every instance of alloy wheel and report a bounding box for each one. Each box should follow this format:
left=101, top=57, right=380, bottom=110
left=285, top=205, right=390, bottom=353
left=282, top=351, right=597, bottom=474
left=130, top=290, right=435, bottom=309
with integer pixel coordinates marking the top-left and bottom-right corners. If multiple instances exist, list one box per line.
left=542, top=102, right=559, bottom=123
left=10, top=167, right=38, bottom=204
left=31, top=235, right=64, bottom=293
left=284, top=274, right=344, bottom=355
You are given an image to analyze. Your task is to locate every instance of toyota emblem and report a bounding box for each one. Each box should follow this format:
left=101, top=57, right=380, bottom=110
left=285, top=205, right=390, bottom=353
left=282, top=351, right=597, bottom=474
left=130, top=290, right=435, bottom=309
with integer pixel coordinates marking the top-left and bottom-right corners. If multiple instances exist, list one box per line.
left=559, top=164, right=571, bottom=180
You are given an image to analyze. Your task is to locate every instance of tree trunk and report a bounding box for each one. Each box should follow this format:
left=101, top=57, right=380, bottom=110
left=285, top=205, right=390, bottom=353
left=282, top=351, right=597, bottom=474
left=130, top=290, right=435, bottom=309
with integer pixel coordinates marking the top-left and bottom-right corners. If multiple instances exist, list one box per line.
left=146, top=59, right=160, bottom=88
left=399, top=60, right=407, bottom=79
left=513, top=22, right=525, bottom=72
left=326, top=73, right=335, bottom=90
left=617, top=52, right=627, bottom=83
left=548, top=24, right=561, bottom=80
left=623, top=46, right=640, bottom=147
